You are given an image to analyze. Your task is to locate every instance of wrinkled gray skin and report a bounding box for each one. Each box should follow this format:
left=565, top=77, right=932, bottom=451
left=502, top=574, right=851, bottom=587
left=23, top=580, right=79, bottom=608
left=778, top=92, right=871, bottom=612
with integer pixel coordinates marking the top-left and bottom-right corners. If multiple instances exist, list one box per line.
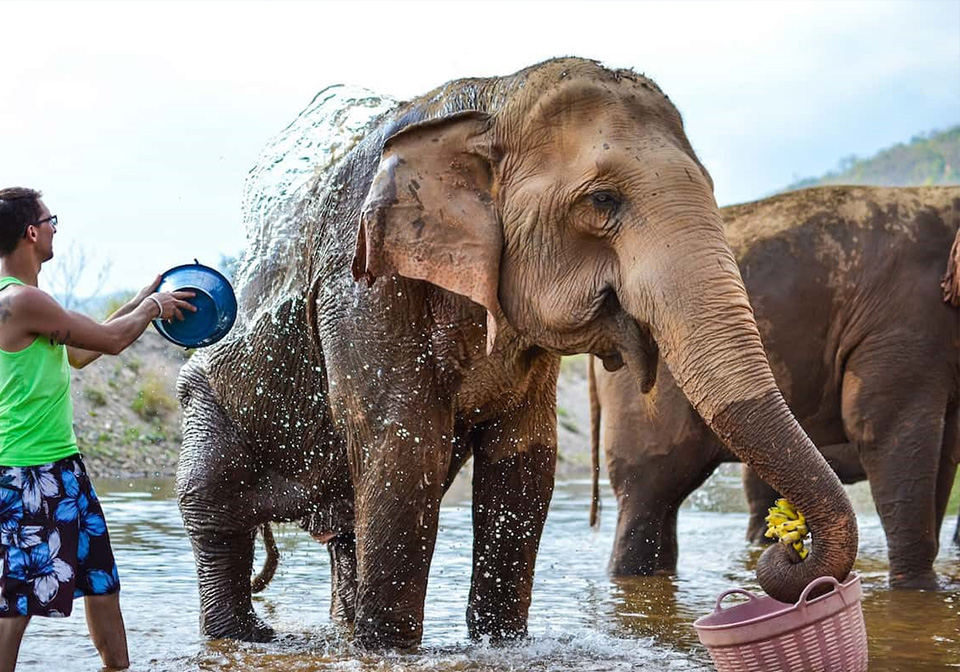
left=590, top=186, right=960, bottom=589
left=177, top=58, right=858, bottom=649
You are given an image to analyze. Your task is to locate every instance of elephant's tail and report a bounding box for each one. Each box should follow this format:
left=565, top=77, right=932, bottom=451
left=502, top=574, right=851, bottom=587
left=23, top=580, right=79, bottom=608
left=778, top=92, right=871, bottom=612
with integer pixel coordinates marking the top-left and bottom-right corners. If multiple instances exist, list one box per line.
left=588, top=355, right=602, bottom=529
left=251, top=524, right=280, bottom=594
left=941, top=197, right=960, bottom=307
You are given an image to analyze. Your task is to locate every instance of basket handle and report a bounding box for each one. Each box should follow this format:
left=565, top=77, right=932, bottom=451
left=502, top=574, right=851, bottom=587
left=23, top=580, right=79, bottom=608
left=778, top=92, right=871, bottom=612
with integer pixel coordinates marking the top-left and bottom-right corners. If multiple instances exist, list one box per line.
left=798, top=575, right=842, bottom=606
left=712, top=588, right=760, bottom=613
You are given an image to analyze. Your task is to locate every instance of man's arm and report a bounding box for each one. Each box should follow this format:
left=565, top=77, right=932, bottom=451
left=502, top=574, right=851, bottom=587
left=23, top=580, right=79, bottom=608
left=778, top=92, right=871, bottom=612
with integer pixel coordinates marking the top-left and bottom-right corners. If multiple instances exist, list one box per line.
left=65, top=297, right=142, bottom=367
left=67, top=276, right=162, bottom=368
left=11, top=286, right=195, bottom=364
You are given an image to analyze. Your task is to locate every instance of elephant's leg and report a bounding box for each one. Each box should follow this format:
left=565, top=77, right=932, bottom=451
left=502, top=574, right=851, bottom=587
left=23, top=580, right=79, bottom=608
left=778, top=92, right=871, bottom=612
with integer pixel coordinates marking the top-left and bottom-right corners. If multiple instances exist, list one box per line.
left=188, top=525, right=273, bottom=641
left=177, top=367, right=316, bottom=640
left=467, top=442, right=556, bottom=640
left=349, top=414, right=452, bottom=649
left=743, top=466, right=779, bottom=543
left=607, top=438, right=723, bottom=576
left=178, top=453, right=282, bottom=642
left=442, top=436, right=473, bottom=493
left=328, top=532, right=358, bottom=624
left=352, top=460, right=447, bottom=648
left=177, top=399, right=275, bottom=640
left=935, top=400, right=959, bottom=538
left=859, top=426, right=944, bottom=589
left=842, top=348, right=950, bottom=589
left=180, top=465, right=318, bottom=640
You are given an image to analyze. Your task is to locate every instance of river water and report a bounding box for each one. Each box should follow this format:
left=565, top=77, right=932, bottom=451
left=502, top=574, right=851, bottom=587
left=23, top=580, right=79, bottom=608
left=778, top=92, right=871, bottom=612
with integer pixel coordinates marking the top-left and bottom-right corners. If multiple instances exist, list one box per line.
left=12, top=467, right=959, bottom=671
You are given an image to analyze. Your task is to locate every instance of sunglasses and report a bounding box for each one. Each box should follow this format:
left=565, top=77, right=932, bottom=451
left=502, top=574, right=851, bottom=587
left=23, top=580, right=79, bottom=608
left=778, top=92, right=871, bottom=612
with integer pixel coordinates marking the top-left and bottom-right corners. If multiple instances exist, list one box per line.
left=23, top=214, right=57, bottom=237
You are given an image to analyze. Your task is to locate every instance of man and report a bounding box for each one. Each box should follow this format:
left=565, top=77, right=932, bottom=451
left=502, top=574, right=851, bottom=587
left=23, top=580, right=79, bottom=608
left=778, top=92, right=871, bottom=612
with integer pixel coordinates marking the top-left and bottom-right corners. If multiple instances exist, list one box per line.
left=0, top=187, right=195, bottom=671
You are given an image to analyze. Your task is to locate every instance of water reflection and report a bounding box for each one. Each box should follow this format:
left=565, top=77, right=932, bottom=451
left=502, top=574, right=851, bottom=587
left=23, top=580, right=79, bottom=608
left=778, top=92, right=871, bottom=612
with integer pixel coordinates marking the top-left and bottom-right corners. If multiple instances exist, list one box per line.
left=10, top=473, right=959, bottom=671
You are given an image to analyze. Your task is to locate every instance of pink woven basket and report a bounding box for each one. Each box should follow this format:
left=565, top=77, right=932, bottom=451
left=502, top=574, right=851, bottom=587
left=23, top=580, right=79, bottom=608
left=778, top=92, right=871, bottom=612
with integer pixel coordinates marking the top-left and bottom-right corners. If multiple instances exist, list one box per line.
left=693, top=573, right=868, bottom=672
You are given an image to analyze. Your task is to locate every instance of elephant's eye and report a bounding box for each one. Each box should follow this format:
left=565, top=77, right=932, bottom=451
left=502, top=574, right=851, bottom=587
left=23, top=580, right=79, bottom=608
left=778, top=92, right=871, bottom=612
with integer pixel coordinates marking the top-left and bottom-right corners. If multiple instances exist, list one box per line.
left=590, top=190, right=621, bottom=211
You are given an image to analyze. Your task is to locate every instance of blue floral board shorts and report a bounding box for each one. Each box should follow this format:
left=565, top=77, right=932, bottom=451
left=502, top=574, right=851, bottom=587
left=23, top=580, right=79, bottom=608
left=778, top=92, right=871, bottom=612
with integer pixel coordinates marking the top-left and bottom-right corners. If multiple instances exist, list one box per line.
left=0, top=455, right=120, bottom=618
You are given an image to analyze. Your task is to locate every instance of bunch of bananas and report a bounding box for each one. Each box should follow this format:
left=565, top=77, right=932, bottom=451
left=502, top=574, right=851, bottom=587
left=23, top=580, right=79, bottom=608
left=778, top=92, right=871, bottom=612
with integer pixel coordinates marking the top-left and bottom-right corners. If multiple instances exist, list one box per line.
left=764, top=498, right=810, bottom=560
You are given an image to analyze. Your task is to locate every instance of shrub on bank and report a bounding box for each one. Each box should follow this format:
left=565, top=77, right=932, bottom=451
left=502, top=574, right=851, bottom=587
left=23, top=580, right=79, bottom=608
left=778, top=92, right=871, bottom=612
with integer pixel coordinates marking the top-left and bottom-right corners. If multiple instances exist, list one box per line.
left=131, top=372, right=177, bottom=420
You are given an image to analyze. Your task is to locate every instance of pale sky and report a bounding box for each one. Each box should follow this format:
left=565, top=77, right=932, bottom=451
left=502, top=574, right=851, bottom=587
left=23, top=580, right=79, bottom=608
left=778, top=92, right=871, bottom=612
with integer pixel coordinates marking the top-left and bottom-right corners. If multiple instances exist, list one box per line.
left=3, top=0, right=959, bottom=296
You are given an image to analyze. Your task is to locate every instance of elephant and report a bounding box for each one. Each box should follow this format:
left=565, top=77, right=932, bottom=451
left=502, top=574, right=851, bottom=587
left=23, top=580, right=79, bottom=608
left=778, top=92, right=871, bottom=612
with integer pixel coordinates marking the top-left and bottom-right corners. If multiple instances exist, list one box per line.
left=176, top=57, right=859, bottom=649
left=588, top=185, right=960, bottom=589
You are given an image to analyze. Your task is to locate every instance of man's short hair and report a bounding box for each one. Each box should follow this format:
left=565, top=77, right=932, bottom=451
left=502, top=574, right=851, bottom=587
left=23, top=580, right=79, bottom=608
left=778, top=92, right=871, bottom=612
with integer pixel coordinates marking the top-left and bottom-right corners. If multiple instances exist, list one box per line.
left=0, top=187, right=43, bottom=257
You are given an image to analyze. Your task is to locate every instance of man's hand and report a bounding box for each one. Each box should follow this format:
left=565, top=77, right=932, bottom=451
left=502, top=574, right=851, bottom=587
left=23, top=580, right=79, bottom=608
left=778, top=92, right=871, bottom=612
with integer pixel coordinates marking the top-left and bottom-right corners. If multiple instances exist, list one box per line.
left=145, top=291, right=198, bottom=322
left=132, top=275, right=162, bottom=305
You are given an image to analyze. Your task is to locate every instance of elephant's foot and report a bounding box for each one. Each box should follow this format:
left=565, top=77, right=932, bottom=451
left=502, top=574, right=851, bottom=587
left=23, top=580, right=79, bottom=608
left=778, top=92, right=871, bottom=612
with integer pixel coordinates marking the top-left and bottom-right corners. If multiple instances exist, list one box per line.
left=353, top=618, right=421, bottom=651
left=611, top=560, right=672, bottom=577
left=184, top=524, right=275, bottom=643
left=328, top=533, right=358, bottom=625
left=608, top=514, right=679, bottom=577
left=889, top=569, right=940, bottom=591
left=352, top=593, right=423, bottom=650
left=200, top=608, right=276, bottom=642
left=609, top=555, right=674, bottom=577
left=466, top=608, right=527, bottom=643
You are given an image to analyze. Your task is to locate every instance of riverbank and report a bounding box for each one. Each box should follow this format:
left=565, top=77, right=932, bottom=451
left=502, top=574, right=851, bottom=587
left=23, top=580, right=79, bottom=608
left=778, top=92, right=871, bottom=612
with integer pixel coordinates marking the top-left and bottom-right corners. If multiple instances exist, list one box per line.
left=71, top=330, right=189, bottom=478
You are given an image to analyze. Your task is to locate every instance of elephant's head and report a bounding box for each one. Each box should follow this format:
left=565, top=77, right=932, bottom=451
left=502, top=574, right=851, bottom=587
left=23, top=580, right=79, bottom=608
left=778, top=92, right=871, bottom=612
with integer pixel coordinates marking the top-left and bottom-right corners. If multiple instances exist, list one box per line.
left=352, top=59, right=857, bottom=602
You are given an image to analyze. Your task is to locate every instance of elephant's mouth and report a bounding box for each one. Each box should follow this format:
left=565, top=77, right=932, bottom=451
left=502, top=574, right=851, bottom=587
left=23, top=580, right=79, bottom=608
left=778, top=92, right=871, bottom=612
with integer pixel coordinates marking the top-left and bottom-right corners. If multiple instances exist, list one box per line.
left=590, top=292, right=630, bottom=371
left=608, top=311, right=660, bottom=393
left=590, top=309, right=659, bottom=393
left=546, top=289, right=658, bottom=387
left=587, top=287, right=657, bottom=385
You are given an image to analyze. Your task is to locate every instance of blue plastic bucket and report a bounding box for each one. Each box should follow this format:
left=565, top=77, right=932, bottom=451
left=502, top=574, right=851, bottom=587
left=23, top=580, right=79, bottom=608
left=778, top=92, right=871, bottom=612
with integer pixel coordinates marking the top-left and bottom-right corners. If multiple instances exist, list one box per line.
left=152, top=262, right=237, bottom=348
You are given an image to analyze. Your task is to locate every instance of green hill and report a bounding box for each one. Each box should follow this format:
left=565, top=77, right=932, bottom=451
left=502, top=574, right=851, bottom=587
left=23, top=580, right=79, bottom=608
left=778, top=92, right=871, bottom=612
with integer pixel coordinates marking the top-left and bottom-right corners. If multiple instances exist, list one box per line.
left=786, top=125, right=960, bottom=191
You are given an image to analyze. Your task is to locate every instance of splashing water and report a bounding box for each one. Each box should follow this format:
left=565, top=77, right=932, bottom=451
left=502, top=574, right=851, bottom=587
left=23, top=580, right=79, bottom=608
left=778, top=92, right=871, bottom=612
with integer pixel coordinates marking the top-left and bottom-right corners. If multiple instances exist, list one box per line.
left=234, top=85, right=398, bottom=328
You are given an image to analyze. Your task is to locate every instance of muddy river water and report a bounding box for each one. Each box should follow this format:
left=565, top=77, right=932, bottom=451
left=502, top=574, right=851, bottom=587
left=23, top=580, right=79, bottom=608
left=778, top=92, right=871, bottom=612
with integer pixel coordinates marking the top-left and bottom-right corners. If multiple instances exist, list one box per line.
left=13, top=467, right=959, bottom=671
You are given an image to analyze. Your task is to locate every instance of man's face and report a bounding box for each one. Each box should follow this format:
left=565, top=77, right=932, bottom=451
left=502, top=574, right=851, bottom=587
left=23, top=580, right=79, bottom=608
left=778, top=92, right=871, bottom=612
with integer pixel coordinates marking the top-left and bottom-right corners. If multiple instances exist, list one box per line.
left=33, top=200, right=55, bottom=262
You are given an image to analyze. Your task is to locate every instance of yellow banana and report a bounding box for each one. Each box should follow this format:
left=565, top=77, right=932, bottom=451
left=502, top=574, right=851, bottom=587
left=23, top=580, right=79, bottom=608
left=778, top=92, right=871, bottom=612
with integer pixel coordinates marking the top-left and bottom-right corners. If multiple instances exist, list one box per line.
left=764, top=498, right=810, bottom=560
left=777, top=521, right=807, bottom=535
left=776, top=498, right=797, bottom=516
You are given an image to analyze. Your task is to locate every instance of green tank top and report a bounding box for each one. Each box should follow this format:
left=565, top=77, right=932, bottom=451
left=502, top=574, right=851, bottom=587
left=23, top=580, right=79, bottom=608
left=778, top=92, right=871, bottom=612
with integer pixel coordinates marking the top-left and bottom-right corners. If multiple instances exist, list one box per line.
left=0, top=276, right=79, bottom=466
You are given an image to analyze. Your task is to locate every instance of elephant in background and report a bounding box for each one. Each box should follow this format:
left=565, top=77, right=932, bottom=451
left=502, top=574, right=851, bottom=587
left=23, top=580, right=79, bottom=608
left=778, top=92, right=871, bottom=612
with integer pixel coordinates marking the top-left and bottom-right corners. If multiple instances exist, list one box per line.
left=589, top=186, right=960, bottom=588
left=177, top=57, right=859, bottom=649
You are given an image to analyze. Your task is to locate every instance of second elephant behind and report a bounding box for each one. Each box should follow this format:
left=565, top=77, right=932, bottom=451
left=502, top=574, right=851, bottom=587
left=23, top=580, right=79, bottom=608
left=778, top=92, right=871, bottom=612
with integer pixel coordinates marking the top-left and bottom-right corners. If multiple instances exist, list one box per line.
left=590, top=185, right=960, bottom=589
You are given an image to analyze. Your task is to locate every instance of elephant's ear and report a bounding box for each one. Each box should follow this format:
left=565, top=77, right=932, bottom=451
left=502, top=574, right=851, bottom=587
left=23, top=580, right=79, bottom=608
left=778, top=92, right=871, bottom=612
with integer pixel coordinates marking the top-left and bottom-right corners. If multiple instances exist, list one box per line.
left=353, top=111, right=502, bottom=353
left=941, top=199, right=960, bottom=307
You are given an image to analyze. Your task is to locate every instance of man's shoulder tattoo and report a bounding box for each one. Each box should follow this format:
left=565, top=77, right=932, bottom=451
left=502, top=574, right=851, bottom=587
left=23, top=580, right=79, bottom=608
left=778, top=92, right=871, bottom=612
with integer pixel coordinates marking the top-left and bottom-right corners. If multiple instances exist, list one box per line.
left=0, top=296, right=12, bottom=324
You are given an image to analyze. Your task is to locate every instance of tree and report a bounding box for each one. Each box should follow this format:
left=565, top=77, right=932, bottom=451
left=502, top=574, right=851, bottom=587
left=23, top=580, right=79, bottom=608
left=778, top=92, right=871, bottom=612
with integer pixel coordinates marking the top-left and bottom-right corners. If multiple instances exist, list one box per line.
left=42, top=243, right=113, bottom=313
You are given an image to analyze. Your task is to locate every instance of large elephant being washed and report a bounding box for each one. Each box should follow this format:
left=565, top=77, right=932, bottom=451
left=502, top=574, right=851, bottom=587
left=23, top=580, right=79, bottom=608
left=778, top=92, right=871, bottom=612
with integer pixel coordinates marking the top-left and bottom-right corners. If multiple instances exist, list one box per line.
left=176, top=58, right=858, bottom=648
left=589, top=185, right=960, bottom=588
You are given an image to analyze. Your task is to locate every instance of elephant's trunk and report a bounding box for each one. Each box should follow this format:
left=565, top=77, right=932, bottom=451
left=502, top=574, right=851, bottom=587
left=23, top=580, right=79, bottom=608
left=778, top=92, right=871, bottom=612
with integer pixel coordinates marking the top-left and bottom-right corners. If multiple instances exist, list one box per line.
left=619, top=194, right=858, bottom=604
